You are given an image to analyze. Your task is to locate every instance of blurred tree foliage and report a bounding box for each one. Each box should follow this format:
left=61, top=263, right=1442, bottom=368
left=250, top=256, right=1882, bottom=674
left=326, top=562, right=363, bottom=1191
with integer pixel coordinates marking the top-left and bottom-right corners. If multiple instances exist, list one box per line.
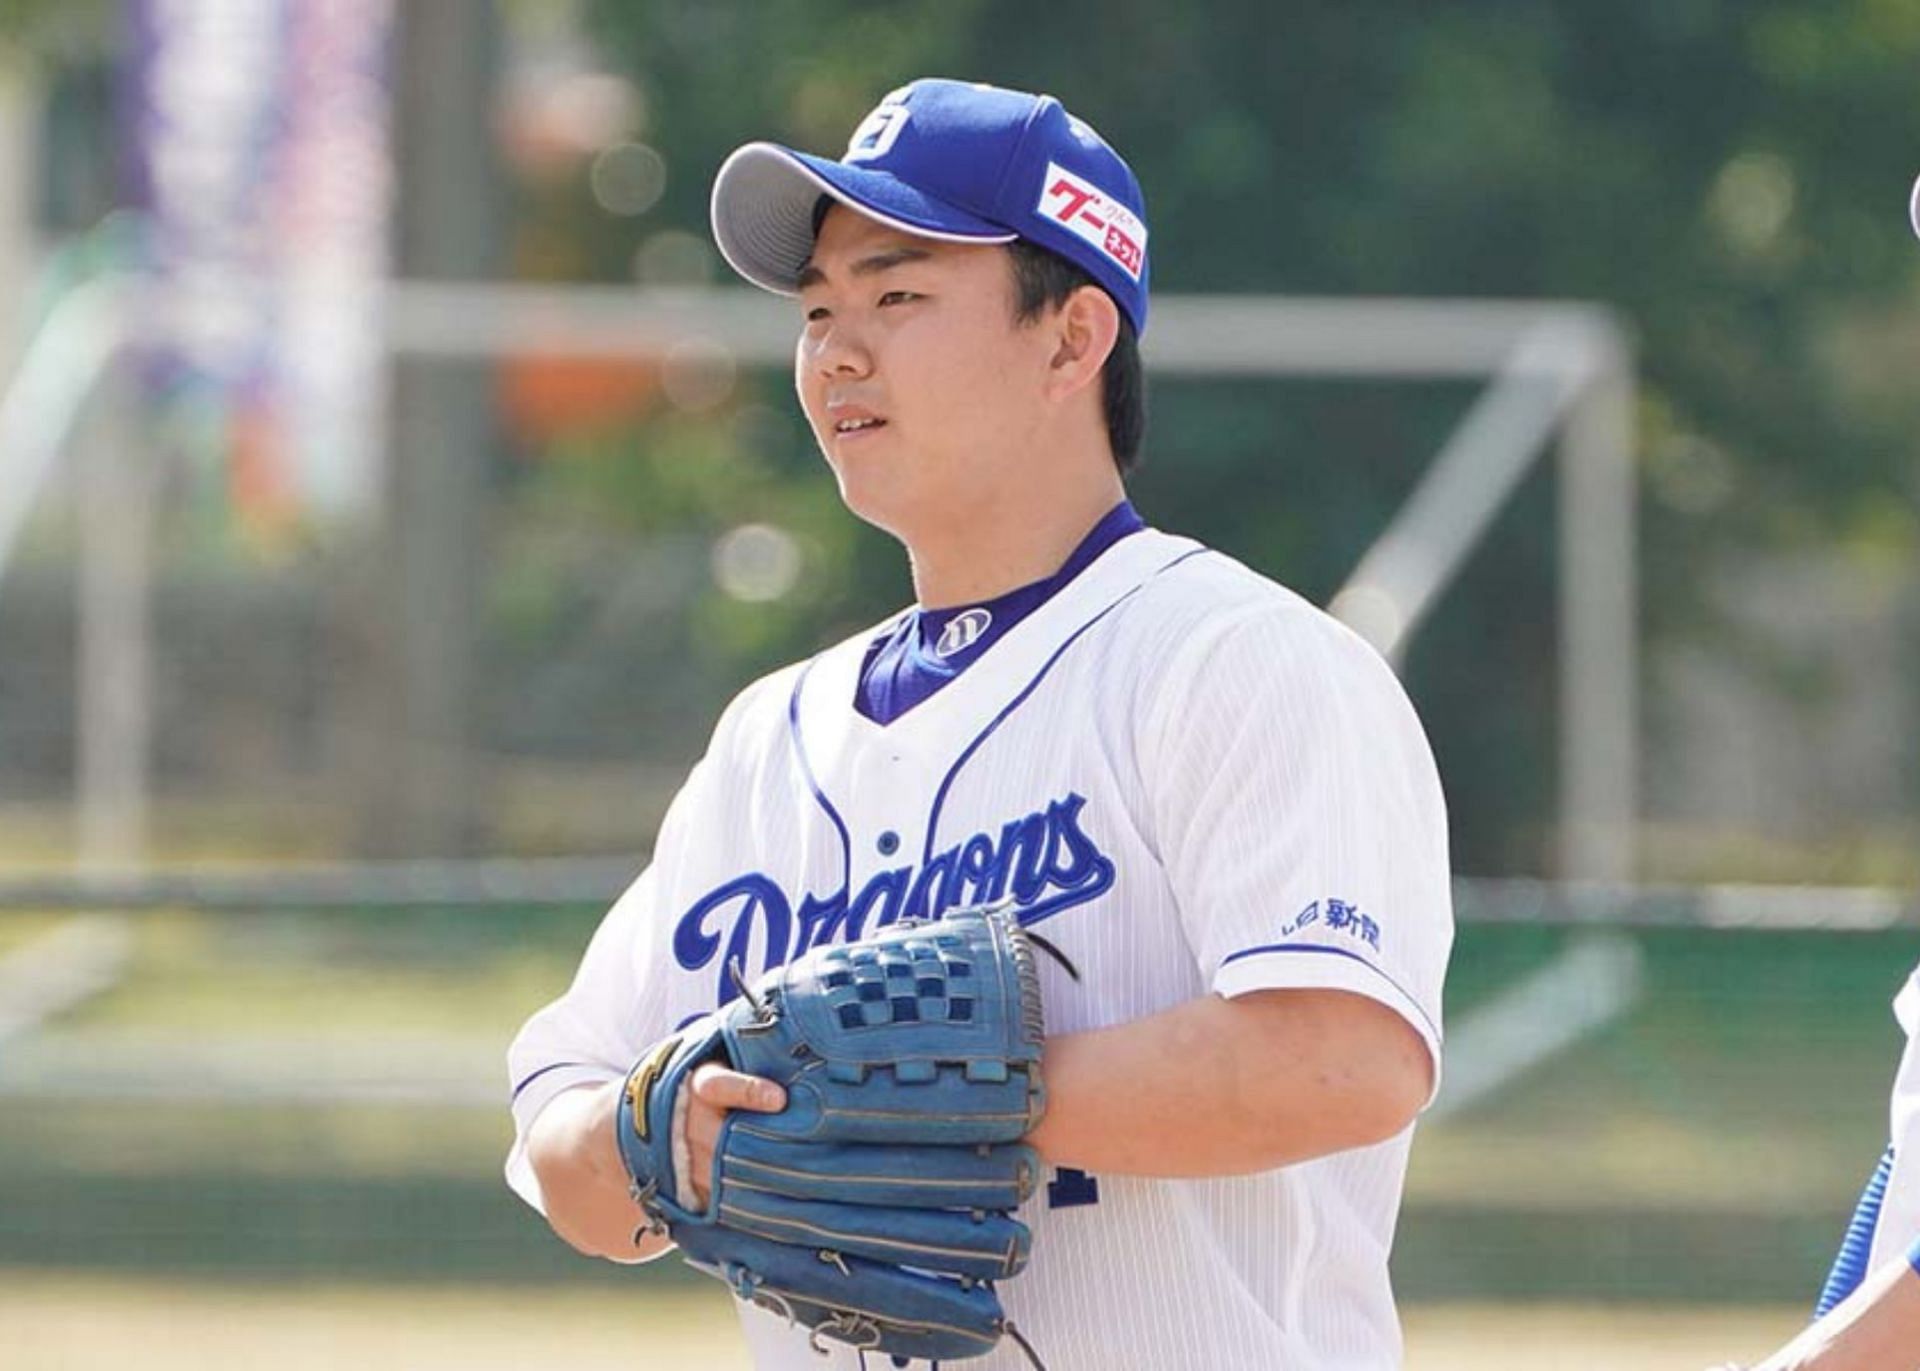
left=545, top=0, right=1920, bottom=873
left=0, top=0, right=110, bottom=53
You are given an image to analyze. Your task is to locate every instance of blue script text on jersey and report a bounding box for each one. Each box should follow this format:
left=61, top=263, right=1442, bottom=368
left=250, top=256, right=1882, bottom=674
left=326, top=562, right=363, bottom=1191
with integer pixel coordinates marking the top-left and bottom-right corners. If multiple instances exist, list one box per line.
left=673, top=792, right=1116, bottom=1007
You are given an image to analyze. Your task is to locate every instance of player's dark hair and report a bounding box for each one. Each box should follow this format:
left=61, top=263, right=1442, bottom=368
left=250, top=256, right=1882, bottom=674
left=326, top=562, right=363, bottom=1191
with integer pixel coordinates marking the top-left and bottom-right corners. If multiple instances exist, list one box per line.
left=1005, top=239, right=1145, bottom=475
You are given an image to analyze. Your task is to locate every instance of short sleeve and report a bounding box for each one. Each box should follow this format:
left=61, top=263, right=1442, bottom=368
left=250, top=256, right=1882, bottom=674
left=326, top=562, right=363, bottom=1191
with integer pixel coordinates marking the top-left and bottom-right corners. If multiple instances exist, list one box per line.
left=503, top=862, right=665, bottom=1212
left=1141, top=602, right=1452, bottom=1090
left=502, top=736, right=738, bottom=1211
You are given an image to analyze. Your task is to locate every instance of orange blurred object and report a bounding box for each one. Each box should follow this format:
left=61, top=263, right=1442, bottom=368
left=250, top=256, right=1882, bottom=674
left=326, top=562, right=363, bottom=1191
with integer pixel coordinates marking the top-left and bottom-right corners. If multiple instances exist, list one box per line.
left=499, top=353, right=661, bottom=445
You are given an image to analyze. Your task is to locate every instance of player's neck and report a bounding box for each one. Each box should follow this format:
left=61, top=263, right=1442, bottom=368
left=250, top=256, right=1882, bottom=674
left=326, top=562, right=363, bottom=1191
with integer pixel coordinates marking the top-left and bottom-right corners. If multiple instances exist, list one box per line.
left=904, top=471, right=1127, bottom=610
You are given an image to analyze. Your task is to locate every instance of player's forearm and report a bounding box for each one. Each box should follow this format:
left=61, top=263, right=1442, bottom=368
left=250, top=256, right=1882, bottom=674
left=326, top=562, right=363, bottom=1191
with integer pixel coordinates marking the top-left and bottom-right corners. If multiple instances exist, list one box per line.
left=524, top=1080, right=674, bottom=1263
left=1749, top=1254, right=1920, bottom=1371
left=1024, top=987, right=1431, bottom=1177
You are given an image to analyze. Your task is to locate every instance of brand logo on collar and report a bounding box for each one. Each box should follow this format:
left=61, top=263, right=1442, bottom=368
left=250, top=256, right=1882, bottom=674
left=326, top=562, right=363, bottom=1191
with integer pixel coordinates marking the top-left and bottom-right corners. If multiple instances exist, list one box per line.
left=935, top=607, right=993, bottom=659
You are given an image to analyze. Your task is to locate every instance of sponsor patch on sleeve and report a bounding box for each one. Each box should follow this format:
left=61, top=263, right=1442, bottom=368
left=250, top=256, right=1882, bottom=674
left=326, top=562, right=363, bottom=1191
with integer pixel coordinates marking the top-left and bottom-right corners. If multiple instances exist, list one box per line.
left=1036, top=162, right=1147, bottom=281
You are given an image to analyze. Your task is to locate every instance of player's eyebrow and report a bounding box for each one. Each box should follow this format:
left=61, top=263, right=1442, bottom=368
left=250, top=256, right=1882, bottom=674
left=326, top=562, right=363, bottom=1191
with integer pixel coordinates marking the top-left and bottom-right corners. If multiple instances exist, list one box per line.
left=795, top=245, right=934, bottom=291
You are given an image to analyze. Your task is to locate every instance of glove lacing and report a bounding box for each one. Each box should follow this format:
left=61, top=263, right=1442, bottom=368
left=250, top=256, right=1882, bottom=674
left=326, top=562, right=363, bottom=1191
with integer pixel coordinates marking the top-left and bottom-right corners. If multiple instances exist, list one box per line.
left=1002, top=1320, right=1049, bottom=1370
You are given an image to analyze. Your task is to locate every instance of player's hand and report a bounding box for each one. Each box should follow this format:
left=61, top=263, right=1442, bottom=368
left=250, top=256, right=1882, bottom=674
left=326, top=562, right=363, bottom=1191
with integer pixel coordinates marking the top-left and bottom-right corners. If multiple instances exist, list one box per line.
left=681, top=1062, right=788, bottom=1209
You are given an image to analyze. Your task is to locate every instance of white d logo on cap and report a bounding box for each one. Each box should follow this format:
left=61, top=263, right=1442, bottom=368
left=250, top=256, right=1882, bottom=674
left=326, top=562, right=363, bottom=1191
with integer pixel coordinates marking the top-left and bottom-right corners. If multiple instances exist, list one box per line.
left=846, top=91, right=912, bottom=164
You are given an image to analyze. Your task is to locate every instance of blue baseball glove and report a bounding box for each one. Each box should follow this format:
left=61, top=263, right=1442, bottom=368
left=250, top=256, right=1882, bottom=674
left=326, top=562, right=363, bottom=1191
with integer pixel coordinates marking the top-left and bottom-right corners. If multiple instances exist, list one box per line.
left=616, top=903, right=1053, bottom=1366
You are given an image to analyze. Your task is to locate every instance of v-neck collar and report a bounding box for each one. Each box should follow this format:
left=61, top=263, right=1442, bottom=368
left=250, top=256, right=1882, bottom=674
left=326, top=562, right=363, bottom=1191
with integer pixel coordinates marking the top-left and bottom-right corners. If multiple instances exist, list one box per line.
left=857, top=501, right=1149, bottom=727
left=796, top=527, right=1206, bottom=752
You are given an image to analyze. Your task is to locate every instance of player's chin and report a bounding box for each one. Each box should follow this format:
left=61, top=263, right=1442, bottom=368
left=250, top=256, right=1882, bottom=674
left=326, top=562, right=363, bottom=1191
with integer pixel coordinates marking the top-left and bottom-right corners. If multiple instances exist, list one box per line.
left=829, top=474, right=906, bottom=534
left=825, top=461, right=925, bottom=539
left=820, top=438, right=893, bottom=497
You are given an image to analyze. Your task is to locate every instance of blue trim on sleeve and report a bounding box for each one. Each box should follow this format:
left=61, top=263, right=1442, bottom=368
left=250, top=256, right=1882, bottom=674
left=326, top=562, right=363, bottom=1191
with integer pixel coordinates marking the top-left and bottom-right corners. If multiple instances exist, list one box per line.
left=1817, top=1144, right=1894, bottom=1317
left=1907, top=1231, right=1920, bottom=1279
left=1219, top=941, right=1443, bottom=1044
left=510, top=1060, right=597, bottom=1103
left=787, top=656, right=853, bottom=899
left=922, top=546, right=1212, bottom=862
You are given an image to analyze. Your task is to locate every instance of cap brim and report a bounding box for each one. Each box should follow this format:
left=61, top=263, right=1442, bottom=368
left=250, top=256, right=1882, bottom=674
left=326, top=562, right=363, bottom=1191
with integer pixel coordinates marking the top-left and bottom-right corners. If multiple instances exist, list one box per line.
left=710, top=143, right=1017, bottom=296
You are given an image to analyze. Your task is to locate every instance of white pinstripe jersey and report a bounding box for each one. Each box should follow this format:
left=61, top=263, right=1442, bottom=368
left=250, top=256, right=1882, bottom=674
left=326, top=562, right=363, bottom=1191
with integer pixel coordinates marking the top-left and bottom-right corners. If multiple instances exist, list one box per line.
left=507, top=527, right=1454, bottom=1370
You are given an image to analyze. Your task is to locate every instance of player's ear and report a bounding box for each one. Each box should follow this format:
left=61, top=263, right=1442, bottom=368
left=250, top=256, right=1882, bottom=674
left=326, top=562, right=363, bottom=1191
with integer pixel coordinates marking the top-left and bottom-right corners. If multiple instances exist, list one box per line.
left=1043, top=285, right=1119, bottom=403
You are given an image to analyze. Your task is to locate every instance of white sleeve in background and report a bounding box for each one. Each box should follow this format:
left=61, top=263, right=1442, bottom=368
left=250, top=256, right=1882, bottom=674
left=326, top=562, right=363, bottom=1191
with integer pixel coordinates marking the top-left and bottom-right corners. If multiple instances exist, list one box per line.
left=1142, top=600, right=1453, bottom=1089
left=1872, top=965, right=1920, bottom=1270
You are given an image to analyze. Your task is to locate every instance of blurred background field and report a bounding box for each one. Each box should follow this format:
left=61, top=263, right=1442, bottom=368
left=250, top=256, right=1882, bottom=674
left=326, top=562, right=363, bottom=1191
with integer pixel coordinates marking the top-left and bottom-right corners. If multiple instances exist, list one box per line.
left=0, top=909, right=1903, bottom=1290
left=0, top=1277, right=1821, bottom=1371
left=4, top=1, right=1920, bottom=1368
left=0, top=1272, right=1823, bottom=1371
left=0, top=896, right=1909, bottom=1368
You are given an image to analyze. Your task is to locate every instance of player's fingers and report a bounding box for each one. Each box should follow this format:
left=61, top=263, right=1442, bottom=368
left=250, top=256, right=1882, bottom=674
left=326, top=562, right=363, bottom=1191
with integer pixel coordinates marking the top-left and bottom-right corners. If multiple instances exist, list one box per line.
left=682, top=1067, right=783, bottom=1210
left=683, top=1088, right=719, bottom=1208
left=689, top=1062, right=788, bottom=1114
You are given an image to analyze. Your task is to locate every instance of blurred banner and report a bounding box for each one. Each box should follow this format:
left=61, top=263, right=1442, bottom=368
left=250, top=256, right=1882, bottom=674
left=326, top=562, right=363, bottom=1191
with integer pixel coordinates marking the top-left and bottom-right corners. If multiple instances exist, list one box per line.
left=124, top=0, right=394, bottom=530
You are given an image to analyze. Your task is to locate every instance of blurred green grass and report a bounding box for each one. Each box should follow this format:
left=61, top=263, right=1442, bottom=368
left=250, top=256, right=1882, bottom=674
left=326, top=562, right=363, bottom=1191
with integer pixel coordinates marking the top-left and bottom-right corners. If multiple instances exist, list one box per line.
left=48, top=905, right=601, bottom=1033
left=1419, top=924, right=1903, bottom=1211
left=0, top=1273, right=1813, bottom=1371
left=0, top=910, right=1912, bottom=1300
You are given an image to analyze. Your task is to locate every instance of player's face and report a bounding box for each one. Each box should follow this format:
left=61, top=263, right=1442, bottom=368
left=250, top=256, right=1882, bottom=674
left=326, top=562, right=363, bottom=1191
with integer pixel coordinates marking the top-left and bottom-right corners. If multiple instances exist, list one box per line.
left=794, top=208, right=1059, bottom=540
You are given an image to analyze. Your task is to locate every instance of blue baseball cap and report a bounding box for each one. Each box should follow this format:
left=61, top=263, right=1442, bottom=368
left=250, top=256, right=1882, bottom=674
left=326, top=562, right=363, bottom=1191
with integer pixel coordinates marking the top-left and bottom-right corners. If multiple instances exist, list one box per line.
left=710, top=78, right=1150, bottom=334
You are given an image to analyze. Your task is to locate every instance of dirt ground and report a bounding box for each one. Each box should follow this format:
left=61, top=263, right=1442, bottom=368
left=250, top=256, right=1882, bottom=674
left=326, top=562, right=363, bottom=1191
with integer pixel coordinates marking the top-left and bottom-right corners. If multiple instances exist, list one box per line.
left=2, top=1273, right=1808, bottom=1370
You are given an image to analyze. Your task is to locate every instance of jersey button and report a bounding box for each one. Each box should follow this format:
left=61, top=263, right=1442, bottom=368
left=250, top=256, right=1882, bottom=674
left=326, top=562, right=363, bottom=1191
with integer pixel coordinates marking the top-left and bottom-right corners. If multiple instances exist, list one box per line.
left=876, top=830, right=900, bottom=856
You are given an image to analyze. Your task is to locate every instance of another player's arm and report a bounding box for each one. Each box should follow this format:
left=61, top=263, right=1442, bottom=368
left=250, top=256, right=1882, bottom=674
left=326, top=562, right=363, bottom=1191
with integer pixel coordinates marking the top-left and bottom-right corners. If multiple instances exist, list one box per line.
left=524, top=1065, right=786, bottom=1262
left=1733, top=1242, right=1920, bottom=1371
left=1024, top=985, right=1432, bottom=1177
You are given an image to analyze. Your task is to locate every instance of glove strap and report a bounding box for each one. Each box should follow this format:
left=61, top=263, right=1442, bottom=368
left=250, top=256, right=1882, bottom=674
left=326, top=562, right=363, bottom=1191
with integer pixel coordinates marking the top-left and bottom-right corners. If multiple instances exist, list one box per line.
left=629, top=1178, right=668, bottom=1243
left=1003, top=1320, right=1049, bottom=1371
left=616, top=1031, right=700, bottom=1239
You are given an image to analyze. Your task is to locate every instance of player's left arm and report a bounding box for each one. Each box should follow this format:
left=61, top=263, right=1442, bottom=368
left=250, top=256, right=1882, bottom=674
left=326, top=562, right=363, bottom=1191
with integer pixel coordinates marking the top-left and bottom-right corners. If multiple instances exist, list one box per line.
left=1084, top=599, right=1452, bottom=1177
left=1735, top=973, right=1920, bottom=1369
left=1730, top=1239, right=1920, bottom=1371
left=1025, top=984, right=1431, bottom=1176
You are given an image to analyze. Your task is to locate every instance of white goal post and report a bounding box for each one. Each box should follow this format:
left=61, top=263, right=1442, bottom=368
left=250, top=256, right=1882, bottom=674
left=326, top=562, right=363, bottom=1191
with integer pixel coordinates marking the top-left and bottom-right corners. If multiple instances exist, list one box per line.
left=0, top=280, right=1635, bottom=881
left=389, top=283, right=1638, bottom=883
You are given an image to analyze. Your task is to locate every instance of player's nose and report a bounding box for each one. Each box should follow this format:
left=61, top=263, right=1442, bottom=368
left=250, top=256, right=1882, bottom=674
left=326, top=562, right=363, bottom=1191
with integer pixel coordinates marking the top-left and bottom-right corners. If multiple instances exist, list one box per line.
left=805, top=318, right=875, bottom=379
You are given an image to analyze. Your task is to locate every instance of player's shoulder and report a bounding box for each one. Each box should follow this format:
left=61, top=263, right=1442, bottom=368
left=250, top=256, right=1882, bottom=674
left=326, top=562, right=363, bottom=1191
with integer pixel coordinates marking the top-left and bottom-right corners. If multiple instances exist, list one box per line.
left=702, top=658, right=809, bottom=761
left=1125, top=535, right=1378, bottom=666
left=1128, top=538, right=1437, bottom=770
left=1119, top=534, right=1422, bottom=742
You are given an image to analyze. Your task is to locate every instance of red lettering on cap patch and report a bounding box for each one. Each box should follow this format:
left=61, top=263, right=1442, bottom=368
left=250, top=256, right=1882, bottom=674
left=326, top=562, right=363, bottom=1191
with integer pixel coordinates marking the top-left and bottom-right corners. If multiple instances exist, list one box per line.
left=1104, top=225, right=1143, bottom=278
left=1037, top=163, right=1147, bottom=282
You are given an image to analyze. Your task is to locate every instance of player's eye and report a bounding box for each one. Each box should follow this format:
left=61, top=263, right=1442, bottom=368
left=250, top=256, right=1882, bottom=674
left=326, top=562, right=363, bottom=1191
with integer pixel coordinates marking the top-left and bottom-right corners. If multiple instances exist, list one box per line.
left=877, top=290, right=920, bottom=306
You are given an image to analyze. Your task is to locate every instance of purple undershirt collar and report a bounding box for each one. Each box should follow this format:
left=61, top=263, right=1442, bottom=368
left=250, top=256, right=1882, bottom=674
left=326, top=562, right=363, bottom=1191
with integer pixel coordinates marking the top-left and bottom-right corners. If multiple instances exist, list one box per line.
left=855, top=501, right=1146, bottom=726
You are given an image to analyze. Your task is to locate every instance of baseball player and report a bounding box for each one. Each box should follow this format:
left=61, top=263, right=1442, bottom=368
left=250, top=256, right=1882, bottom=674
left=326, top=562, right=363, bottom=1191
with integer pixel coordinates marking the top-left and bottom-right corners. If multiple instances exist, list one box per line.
left=506, top=78, right=1453, bottom=1370
left=1708, top=960, right=1920, bottom=1371
left=1703, top=178, right=1920, bottom=1371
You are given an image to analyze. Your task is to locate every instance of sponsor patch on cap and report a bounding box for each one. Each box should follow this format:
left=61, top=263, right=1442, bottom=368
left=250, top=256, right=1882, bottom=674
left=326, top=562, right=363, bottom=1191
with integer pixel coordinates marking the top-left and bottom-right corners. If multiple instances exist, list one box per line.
left=1036, top=162, right=1147, bottom=282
